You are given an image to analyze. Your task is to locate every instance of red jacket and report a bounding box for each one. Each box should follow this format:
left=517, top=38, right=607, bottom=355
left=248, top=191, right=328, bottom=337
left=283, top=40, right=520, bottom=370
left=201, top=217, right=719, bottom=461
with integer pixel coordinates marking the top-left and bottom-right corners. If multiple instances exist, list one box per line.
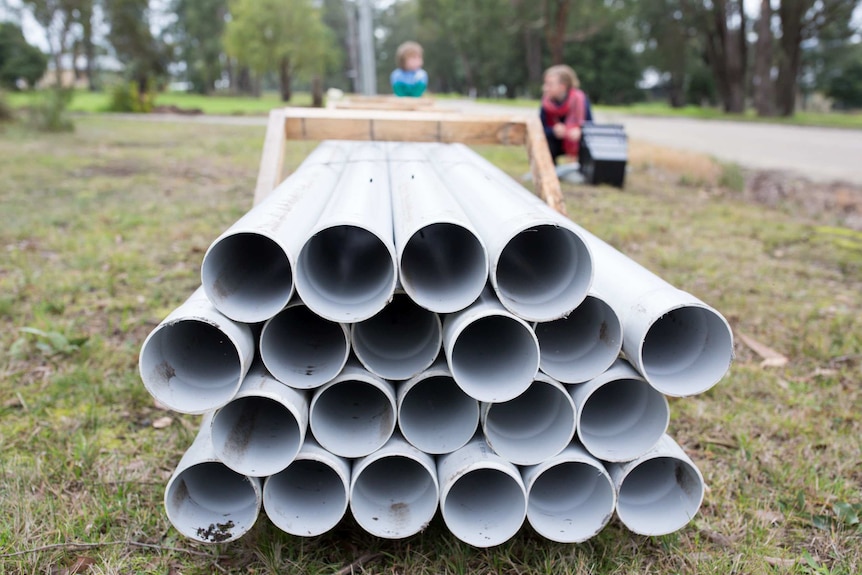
left=541, top=88, right=587, bottom=157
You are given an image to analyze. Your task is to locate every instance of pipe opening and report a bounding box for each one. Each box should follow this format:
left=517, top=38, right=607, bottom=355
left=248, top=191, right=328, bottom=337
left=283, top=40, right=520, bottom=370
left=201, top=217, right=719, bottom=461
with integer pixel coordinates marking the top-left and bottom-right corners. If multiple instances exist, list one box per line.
left=535, top=296, right=622, bottom=384
left=165, top=462, right=259, bottom=543
left=496, top=225, right=591, bottom=321
left=399, top=375, right=479, bottom=454
left=211, top=396, right=303, bottom=477
left=617, top=456, right=704, bottom=536
left=264, top=459, right=348, bottom=537
left=401, top=223, right=487, bottom=313
left=579, top=378, right=668, bottom=462
left=141, top=320, right=243, bottom=413
left=450, top=315, right=538, bottom=402
left=351, top=456, right=438, bottom=538
left=527, top=461, right=615, bottom=542
left=641, top=305, right=733, bottom=396
left=260, top=305, right=349, bottom=388
left=297, top=225, right=395, bottom=322
left=352, top=294, right=441, bottom=380
left=202, top=233, right=293, bottom=323
left=484, top=381, right=575, bottom=465
left=310, top=381, right=395, bottom=458
left=442, top=468, right=526, bottom=547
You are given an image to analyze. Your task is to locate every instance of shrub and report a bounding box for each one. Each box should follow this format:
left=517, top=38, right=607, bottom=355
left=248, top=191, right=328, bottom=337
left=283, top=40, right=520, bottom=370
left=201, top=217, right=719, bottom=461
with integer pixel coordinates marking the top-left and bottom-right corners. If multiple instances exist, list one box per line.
left=27, top=88, right=74, bottom=132
left=107, top=81, right=155, bottom=113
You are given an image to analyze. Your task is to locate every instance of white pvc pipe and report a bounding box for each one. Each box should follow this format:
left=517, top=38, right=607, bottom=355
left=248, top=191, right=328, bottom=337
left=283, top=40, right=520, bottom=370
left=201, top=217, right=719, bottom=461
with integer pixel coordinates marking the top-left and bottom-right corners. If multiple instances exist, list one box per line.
left=388, top=143, right=488, bottom=313
left=164, top=414, right=262, bottom=543
left=295, top=142, right=397, bottom=323
left=608, top=434, right=705, bottom=536
left=442, top=288, right=540, bottom=403
left=210, top=365, right=308, bottom=477
left=308, top=362, right=397, bottom=458
left=263, top=437, right=351, bottom=537
left=201, top=142, right=350, bottom=323
left=481, top=373, right=576, bottom=466
left=349, top=432, right=439, bottom=539
left=534, top=292, right=622, bottom=384
left=425, top=143, right=593, bottom=322
left=139, top=287, right=255, bottom=414
left=437, top=436, right=527, bottom=548
left=350, top=292, right=442, bottom=380
left=570, top=359, right=669, bottom=462
left=461, top=150, right=733, bottom=396
left=259, top=298, right=350, bottom=389
left=396, top=357, right=479, bottom=455
left=521, top=443, right=615, bottom=543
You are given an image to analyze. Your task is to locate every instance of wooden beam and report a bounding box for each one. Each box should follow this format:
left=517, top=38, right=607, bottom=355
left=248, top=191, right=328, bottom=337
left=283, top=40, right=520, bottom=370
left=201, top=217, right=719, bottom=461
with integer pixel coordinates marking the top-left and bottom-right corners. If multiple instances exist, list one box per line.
left=251, top=107, right=566, bottom=217
left=253, top=109, right=288, bottom=206
left=281, top=108, right=527, bottom=146
left=525, top=116, right=566, bottom=216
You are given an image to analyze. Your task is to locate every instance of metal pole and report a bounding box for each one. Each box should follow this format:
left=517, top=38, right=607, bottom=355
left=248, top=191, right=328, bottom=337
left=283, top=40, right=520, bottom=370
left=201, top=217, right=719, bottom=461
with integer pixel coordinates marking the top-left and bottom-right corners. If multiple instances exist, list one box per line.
left=357, top=0, right=376, bottom=95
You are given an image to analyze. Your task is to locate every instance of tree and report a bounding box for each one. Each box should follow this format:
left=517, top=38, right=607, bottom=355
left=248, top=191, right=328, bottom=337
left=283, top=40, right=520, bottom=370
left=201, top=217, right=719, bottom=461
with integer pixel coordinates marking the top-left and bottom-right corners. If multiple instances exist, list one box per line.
left=24, top=0, right=77, bottom=87
left=0, top=21, right=48, bottom=89
left=826, top=49, right=862, bottom=109
left=225, top=0, right=338, bottom=102
left=775, top=0, right=859, bottom=116
left=169, top=0, right=228, bottom=93
left=563, top=24, right=642, bottom=105
left=752, top=0, right=774, bottom=116
left=103, top=0, right=167, bottom=100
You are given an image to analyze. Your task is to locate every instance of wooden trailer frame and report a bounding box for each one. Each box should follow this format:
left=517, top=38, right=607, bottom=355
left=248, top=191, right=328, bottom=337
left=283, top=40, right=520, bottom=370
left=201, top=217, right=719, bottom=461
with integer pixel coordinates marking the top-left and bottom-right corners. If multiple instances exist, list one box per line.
left=253, top=107, right=565, bottom=215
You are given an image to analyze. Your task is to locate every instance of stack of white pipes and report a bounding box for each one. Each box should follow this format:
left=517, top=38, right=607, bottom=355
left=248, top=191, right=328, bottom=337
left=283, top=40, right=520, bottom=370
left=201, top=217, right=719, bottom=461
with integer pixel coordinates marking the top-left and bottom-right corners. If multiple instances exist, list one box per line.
left=139, top=140, right=733, bottom=547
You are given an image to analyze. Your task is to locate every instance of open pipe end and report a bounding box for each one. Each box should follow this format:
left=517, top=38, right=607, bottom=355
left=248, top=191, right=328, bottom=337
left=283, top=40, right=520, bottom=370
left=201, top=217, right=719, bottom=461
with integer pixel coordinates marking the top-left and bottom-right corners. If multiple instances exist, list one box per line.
left=401, top=223, right=488, bottom=313
left=440, top=467, right=527, bottom=548
left=535, top=295, right=623, bottom=384
left=527, top=460, right=615, bottom=543
left=639, top=304, right=733, bottom=396
left=296, top=225, right=396, bottom=323
left=202, top=233, right=293, bottom=323
left=351, top=294, right=442, bottom=380
left=494, top=225, right=592, bottom=322
left=140, top=319, right=244, bottom=414
left=309, top=379, right=396, bottom=458
left=350, top=455, right=439, bottom=539
left=260, top=305, right=349, bottom=389
left=398, top=375, right=479, bottom=454
left=164, top=462, right=260, bottom=544
left=449, top=314, right=539, bottom=403
left=616, top=456, right=704, bottom=536
left=211, top=396, right=304, bottom=477
left=483, top=379, right=576, bottom=465
left=264, top=459, right=348, bottom=537
left=578, top=377, right=669, bottom=462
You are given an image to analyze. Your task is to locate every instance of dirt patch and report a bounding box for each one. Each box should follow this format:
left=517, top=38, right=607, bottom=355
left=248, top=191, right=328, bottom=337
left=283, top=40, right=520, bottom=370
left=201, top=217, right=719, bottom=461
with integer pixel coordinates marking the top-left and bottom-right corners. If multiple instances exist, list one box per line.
left=740, top=170, right=862, bottom=231
left=72, top=161, right=142, bottom=178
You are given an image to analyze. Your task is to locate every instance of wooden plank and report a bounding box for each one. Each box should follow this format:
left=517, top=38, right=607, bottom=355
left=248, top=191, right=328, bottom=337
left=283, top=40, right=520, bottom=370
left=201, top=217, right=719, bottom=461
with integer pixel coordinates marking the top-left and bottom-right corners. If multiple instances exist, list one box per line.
left=281, top=108, right=527, bottom=146
left=525, top=116, right=566, bottom=216
left=253, top=109, right=288, bottom=206
left=254, top=107, right=564, bottom=217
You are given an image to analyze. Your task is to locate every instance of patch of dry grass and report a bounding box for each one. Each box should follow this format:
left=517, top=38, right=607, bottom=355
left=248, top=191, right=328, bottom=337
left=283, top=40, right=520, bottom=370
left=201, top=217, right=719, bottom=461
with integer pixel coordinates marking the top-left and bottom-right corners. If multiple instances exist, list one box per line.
left=0, top=119, right=860, bottom=574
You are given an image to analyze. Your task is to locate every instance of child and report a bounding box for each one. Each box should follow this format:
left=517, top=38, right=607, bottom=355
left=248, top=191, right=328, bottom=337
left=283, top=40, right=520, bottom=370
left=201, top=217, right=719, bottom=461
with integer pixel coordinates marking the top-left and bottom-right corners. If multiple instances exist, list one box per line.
left=390, top=41, right=428, bottom=98
left=540, top=65, right=592, bottom=164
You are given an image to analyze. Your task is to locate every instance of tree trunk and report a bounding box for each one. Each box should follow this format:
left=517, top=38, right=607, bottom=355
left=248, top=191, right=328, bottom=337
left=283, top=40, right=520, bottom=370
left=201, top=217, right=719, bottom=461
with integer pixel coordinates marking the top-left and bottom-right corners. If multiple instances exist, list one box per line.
left=344, top=0, right=360, bottom=93
left=700, top=0, right=747, bottom=113
left=312, top=75, right=324, bottom=107
left=753, top=0, right=774, bottom=116
left=545, top=0, right=571, bottom=65
left=776, top=0, right=807, bottom=117
left=524, top=26, right=543, bottom=95
left=668, top=76, right=686, bottom=108
left=279, top=57, right=292, bottom=102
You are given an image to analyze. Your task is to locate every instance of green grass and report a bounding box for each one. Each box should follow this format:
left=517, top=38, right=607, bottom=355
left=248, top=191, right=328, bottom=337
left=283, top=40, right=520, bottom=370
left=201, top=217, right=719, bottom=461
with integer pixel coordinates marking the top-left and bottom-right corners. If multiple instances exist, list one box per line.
left=6, top=89, right=312, bottom=115
left=598, top=101, right=862, bottom=130
left=1, top=117, right=861, bottom=574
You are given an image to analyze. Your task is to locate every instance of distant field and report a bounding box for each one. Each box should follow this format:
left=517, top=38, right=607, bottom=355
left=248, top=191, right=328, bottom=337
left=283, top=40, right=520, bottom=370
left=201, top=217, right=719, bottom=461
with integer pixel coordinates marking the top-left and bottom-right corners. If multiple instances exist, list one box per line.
left=6, top=89, right=312, bottom=115
left=0, top=117, right=860, bottom=574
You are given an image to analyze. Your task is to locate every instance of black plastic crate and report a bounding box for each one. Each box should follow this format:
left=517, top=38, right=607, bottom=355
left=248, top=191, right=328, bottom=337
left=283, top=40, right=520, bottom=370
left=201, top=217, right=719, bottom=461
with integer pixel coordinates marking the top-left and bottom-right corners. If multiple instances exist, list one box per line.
left=579, top=124, right=628, bottom=188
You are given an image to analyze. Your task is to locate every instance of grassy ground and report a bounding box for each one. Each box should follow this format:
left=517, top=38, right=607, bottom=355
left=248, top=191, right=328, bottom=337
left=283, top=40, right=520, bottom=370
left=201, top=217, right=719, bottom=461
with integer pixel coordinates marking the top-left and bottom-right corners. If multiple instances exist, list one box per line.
left=5, top=89, right=311, bottom=115
left=0, top=117, right=860, bottom=574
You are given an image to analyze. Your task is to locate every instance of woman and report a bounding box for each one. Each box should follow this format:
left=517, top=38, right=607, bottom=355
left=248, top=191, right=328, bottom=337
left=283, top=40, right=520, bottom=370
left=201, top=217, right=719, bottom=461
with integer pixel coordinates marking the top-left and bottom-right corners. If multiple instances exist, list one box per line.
left=540, top=65, right=592, bottom=164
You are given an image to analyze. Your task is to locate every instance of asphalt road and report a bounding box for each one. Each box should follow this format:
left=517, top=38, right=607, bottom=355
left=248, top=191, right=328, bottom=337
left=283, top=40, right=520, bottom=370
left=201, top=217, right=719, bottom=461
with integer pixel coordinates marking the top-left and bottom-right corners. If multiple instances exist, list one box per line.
left=117, top=101, right=862, bottom=184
